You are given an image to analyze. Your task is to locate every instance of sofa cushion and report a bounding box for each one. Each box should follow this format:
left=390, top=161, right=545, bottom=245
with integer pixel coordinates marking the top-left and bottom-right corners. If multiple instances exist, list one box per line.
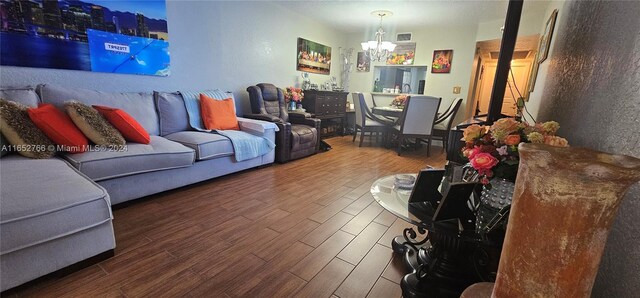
left=0, top=155, right=112, bottom=255
left=154, top=91, right=190, bottom=136
left=164, top=131, right=233, bottom=161
left=37, top=84, right=159, bottom=136
left=0, top=86, right=40, bottom=107
left=61, top=136, right=195, bottom=181
left=291, top=124, right=316, bottom=144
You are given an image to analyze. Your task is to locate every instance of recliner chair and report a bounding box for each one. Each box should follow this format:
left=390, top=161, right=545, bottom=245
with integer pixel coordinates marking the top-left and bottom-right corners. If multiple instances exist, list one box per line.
left=245, top=83, right=320, bottom=163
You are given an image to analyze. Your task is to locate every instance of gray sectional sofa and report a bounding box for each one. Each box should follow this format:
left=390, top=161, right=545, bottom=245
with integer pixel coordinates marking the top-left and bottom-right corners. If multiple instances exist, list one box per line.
left=0, top=85, right=277, bottom=291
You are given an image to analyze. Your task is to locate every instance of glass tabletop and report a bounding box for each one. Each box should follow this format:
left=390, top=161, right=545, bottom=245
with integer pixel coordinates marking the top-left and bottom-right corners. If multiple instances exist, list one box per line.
left=371, top=174, right=484, bottom=243
left=370, top=174, right=423, bottom=226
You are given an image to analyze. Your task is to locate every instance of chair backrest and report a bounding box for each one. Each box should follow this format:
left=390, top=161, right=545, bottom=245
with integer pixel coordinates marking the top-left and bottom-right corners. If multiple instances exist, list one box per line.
left=399, top=96, right=441, bottom=136
left=246, top=83, right=288, bottom=122
left=362, top=93, right=376, bottom=110
left=352, top=92, right=366, bottom=127
left=436, top=97, right=464, bottom=131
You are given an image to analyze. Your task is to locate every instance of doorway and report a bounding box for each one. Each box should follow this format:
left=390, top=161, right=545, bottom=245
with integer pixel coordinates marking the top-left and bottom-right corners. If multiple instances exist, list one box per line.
left=467, top=35, right=540, bottom=118
left=476, top=61, right=532, bottom=116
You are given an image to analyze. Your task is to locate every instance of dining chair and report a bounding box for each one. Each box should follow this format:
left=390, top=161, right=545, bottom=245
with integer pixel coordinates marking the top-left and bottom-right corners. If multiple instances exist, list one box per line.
left=432, top=97, right=464, bottom=152
left=352, top=92, right=394, bottom=147
left=392, top=95, right=441, bottom=156
left=364, top=92, right=397, bottom=123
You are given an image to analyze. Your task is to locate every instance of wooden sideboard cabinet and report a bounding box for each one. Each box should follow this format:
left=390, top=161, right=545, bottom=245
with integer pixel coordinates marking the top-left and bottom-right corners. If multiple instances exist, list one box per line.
left=302, top=90, right=349, bottom=138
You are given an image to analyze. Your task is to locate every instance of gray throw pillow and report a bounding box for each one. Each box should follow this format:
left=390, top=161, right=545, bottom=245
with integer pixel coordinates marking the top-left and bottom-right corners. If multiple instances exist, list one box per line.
left=154, top=91, right=190, bottom=136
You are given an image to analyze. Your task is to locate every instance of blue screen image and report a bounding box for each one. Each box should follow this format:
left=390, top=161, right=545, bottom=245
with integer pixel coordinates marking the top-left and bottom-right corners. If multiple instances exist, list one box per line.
left=87, top=29, right=170, bottom=76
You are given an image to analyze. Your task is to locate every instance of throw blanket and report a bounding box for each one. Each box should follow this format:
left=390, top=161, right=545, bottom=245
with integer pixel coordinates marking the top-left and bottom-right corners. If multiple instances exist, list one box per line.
left=179, top=90, right=275, bottom=162
left=216, top=129, right=275, bottom=162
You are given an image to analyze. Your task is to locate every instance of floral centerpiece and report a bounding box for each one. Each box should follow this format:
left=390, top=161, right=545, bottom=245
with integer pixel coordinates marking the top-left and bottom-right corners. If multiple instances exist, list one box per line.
left=391, top=95, right=407, bottom=108
left=283, top=87, right=304, bottom=103
left=283, top=87, right=304, bottom=110
left=462, top=118, right=569, bottom=186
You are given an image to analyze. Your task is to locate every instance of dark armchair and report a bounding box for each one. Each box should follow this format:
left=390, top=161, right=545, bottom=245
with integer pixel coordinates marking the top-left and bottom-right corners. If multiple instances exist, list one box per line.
left=245, top=83, right=320, bottom=163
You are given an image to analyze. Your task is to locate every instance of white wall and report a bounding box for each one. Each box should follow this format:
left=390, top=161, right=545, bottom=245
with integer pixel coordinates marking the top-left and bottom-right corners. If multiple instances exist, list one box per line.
left=476, top=9, right=548, bottom=42
left=525, top=1, right=568, bottom=120
left=0, top=1, right=348, bottom=116
left=347, top=24, right=478, bottom=114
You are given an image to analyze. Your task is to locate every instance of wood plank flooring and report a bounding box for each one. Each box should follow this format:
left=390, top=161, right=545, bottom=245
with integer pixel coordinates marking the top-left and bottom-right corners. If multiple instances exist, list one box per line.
left=11, top=136, right=445, bottom=298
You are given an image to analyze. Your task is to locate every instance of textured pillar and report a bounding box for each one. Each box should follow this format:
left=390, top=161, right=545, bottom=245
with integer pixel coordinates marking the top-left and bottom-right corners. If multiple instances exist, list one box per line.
left=462, top=143, right=640, bottom=297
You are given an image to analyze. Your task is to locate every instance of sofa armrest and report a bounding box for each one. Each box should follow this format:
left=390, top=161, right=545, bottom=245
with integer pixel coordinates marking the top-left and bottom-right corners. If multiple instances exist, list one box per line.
left=288, top=112, right=312, bottom=121
left=290, top=116, right=321, bottom=129
left=237, top=117, right=280, bottom=135
left=243, top=113, right=282, bottom=123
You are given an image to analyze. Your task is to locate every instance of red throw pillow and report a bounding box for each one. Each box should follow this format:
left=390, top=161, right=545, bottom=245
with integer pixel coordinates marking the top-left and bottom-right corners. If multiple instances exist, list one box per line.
left=200, top=94, right=239, bottom=130
left=27, top=103, right=88, bottom=153
left=92, top=105, right=151, bottom=144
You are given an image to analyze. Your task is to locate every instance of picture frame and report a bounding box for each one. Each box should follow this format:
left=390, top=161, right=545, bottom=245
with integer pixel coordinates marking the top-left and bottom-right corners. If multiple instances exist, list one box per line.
left=0, top=0, right=170, bottom=77
left=387, top=42, right=416, bottom=65
left=297, top=38, right=332, bottom=75
left=356, top=52, right=370, bottom=72
left=538, top=9, right=558, bottom=64
left=431, top=49, right=453, bottom=73
left=527, top=37, right=544, bottom=94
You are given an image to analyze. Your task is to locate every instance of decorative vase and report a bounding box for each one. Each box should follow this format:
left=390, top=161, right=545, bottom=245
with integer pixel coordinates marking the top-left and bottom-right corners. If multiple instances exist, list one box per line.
left=475, top=178, right=514, bottom=235
left=461, top=143, right=640, bottom=298
left=289, top=101, right=296, bottom=111
left=297, top=103, right=303, bottom=110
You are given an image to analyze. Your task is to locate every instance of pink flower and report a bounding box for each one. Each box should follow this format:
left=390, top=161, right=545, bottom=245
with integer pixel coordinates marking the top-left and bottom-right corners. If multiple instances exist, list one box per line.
left=463, top=147, right=480, bottom=159
left=470, top=153, right=499, bottom=175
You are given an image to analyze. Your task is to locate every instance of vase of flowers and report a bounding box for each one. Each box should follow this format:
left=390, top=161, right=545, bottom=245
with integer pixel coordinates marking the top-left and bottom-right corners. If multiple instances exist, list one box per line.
left=284, top=87, right=304, bottom=111
left=391, top=95, right=407, bottom=108
left=461, top=118, right=569, bottom=234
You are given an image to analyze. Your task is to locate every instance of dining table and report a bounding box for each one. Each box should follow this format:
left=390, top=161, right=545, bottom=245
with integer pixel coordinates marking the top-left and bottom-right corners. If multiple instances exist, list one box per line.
left=372, top=106, right=404, bottom=118
left=372, top=105, right=442, bottom=121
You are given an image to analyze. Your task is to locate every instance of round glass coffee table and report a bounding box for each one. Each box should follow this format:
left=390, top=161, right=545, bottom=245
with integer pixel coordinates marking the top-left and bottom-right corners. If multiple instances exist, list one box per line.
left=371, top=174, right=501, bottom=298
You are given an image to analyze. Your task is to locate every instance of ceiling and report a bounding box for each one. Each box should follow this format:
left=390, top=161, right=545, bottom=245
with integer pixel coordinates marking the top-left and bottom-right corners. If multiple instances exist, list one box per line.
left=477, top=34, right=541, bottom=60
left=281, top=1, right=551, bottom=33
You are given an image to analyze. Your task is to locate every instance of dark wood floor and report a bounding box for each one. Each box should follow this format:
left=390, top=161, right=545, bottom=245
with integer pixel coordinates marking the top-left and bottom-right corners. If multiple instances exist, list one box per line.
left=12, top=136, right=446, bottom=298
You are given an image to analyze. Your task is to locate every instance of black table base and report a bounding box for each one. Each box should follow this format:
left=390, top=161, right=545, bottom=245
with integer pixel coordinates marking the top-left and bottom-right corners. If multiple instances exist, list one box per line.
left=391, top=227, right=501, bottom=298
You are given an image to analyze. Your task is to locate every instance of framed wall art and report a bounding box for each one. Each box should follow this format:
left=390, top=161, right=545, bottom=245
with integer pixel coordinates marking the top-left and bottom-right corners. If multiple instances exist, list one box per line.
left=356, top=51, right=370, bottom=72
left=528, top=37, right=544, bottom=94
left=0, top=0, right=170, bottom=76
left=297, top=38, right=331, bottom=75
left=432, top=49, right=453, bottom=73
left=387, top=42, right=416, bottom=65
left=538, top=9, right=558, bottom=63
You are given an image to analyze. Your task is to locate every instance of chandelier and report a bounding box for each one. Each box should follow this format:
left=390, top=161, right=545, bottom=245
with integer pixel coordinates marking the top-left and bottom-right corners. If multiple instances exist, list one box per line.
left=361, top=10, right=397, bottom=62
